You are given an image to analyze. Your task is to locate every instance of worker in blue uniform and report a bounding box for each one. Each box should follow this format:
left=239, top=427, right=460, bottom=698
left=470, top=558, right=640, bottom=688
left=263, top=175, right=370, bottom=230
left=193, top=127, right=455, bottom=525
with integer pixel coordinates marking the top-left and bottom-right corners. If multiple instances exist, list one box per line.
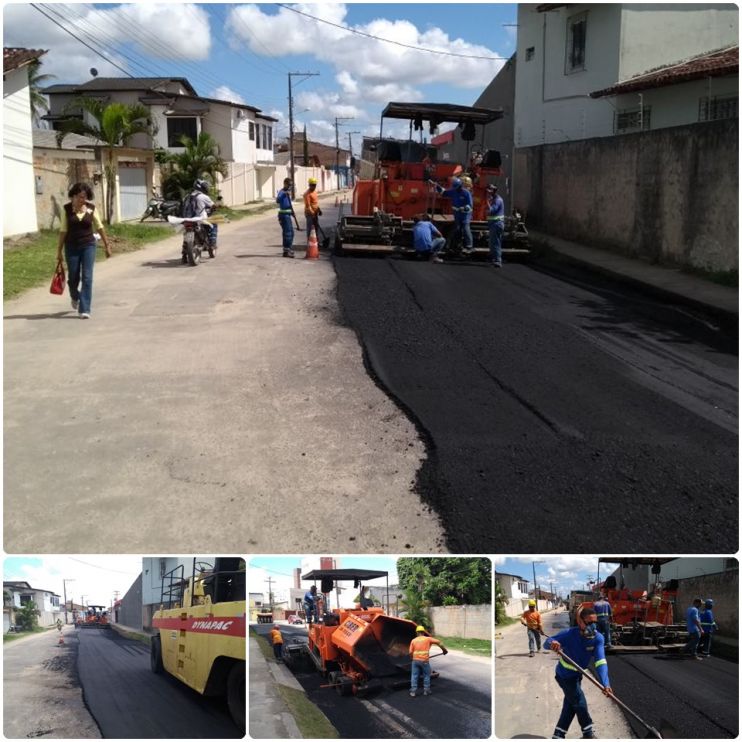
left=685, top=597, right=705, bottom=659
left=486, top=184, right=505, bottom=267
left=544, top=607, right=613, bottom=739
left=303, top=585, right=319, bottom=625
left=412, top=214, right=446, bottom=262
left=592, top=594, right=613, bottom=649
left=429, top=176, right=473, bottom=254
left=276, top=177, right=295, bottom=258
left=698, top=598, right=717, bottom=657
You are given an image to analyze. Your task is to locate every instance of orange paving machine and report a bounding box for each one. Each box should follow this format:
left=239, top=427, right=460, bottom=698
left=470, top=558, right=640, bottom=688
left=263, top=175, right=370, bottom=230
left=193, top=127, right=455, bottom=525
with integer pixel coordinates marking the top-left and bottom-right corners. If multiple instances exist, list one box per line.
left=283, top=568, right=443, bottom=697
left=76, top=605, right=110, bottom=629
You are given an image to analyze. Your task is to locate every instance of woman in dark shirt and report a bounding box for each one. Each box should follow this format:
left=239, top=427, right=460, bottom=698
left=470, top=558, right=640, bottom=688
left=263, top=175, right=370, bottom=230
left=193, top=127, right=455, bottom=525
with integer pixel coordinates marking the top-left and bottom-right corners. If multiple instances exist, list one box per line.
left=56, top=182, right=111, bottom=319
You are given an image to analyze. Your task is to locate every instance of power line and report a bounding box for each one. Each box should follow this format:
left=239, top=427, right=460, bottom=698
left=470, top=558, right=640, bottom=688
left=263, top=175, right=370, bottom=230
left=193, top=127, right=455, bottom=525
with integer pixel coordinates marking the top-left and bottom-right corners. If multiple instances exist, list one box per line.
left=276, top=4, right=509, bottom=60
left=68, top=557, right=141, bottom=576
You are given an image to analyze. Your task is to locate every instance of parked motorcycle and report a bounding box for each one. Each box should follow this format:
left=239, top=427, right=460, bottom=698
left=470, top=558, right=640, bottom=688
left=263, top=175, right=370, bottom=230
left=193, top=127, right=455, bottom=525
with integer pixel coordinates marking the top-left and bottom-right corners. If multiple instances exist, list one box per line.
left=140, top=189, right=182, bottom=222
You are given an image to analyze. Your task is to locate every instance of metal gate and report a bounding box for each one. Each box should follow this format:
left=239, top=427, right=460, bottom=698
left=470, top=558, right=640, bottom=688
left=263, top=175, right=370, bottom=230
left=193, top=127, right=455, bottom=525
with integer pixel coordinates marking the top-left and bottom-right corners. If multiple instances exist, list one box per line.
left=118, top=165, right=147, bottom=220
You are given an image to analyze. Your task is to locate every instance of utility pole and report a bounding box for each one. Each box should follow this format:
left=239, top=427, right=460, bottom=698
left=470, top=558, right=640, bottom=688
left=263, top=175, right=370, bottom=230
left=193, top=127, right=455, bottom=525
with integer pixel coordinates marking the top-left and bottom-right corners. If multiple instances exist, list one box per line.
left=265, top=577, right=275, bottom=614
left=334, top=117, right=354, bottom=189
left=288, top=72, right=319, bottom=199
left=532, top=560, right=545, bottom=604
left=62, top=579, right=74, bottom=625
left=347, top=130, right=360, bottom=188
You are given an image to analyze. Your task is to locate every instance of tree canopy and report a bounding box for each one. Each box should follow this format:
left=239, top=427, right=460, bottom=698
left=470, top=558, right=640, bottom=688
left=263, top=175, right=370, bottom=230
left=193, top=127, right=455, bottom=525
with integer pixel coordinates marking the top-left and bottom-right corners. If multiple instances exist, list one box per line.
left=397, top=557, right=491, bottom=606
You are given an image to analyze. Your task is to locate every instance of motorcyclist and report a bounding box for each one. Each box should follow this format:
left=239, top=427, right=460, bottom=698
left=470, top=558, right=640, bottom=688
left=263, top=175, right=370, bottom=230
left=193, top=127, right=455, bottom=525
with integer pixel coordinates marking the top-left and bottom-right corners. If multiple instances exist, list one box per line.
left=182, top=179, right=217, bottom=261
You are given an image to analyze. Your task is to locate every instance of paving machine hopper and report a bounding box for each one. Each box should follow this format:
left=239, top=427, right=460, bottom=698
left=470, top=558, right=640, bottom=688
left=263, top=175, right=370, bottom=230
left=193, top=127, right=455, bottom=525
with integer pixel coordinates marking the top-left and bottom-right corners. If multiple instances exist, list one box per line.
left=283, top=568, right=443, bottom=697
left=76, top=605, right=110, bottom=628
left=335, top=102, right=530, bottom=258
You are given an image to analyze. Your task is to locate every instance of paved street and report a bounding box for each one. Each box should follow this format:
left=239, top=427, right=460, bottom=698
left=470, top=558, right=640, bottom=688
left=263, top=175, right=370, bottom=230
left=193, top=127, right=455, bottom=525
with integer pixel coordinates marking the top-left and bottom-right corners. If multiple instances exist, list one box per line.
left=252, top=623, right=492, bottom=738
left=4, top=204, right=443, bottom=554
left=334, top=244, right=738, bottom=553
left=76, top=626, right=241, bottom=738
left=3, top=626, right=101, bottom=739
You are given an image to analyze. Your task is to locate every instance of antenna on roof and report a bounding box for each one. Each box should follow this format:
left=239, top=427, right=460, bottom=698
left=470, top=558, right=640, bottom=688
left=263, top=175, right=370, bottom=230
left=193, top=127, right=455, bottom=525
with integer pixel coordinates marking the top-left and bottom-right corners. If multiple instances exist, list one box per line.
left=90, top=68, right=98, bottom=77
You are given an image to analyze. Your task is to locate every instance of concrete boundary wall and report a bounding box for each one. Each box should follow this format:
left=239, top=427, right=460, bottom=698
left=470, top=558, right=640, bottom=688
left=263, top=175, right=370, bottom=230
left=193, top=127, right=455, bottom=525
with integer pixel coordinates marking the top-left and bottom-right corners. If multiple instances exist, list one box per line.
left=513, top=119, right=738, bottom=272
left=430, top=604, right=492, bottom=640
left=675, top=569, right=738, bottom=639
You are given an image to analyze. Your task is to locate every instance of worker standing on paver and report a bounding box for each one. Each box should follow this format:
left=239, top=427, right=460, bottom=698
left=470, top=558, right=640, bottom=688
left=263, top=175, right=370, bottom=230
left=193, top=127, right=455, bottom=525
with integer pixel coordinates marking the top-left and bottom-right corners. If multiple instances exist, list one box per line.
left=276, top=177, right=295, bottom=258
left=429, top=176, right=473, bottom=254
left=593, top=594, right=613, bottom=649
left=544, top=607, right=613, bottom=740
left=685, top=597, right=706, bottom=659
left=699, top=599, right=718, bottom=657
left=303, top=178, right=321, bottom=238
left=486, top=184, right=505, bottom=267
left=270, top=624, right=284, bottom=662
left=409, top=625, right=448, bottom=697
left=303, top=585, right=319, bottom=625
left=520, top=599, right=544, bottom=657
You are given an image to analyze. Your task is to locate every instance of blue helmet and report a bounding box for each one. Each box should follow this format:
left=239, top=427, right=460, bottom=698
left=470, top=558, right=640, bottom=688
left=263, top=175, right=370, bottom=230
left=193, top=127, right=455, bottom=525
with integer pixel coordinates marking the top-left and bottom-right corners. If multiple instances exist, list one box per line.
left=705, top=598, right=714, bottom=607
left=451, top=177, right=462, bottom=189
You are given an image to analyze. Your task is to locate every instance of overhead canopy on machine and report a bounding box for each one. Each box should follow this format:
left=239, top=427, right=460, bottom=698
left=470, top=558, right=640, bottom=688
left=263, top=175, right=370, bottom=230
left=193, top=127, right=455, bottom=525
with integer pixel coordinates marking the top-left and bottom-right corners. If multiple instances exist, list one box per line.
left=381, top=102, right=504, bottom=127
left=302, top=569, right=388, bottom=582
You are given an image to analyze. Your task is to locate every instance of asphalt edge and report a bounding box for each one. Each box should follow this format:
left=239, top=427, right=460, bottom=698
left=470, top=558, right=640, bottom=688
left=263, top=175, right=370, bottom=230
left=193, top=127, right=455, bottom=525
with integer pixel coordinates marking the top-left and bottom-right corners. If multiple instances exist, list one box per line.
left=110, top=622, right=151, bottom=645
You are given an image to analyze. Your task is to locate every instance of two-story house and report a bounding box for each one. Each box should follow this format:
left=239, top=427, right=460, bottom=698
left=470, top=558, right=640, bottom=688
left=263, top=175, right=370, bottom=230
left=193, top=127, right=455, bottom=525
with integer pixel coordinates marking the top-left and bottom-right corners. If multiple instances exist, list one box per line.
left=4, top=580, right=61, bottom=632
left=495, top=571, right=531, bottom=619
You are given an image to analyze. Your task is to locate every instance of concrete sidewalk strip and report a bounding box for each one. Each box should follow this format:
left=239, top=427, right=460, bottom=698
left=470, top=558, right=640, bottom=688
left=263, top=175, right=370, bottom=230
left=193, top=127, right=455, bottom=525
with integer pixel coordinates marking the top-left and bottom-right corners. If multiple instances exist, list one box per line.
left=268, top=659, right=305, bottom=691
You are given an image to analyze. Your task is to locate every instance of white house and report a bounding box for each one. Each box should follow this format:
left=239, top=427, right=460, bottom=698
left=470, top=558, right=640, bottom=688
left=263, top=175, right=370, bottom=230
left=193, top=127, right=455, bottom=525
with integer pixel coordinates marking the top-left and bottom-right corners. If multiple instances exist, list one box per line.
left=3, top=47, right=46, bottom=237
left=495, top=571, right=530, bottom=619
left=514, top=3, right=738, bottom=146
left=4, top=580, right=61, bottom=632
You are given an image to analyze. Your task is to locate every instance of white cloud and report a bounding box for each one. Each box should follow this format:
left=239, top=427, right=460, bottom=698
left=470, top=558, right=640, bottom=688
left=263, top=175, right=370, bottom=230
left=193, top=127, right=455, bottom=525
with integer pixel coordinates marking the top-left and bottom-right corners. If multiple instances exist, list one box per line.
left=210, top=86, right=246, bottom=104
left=497, top=556, right=622, bottom=595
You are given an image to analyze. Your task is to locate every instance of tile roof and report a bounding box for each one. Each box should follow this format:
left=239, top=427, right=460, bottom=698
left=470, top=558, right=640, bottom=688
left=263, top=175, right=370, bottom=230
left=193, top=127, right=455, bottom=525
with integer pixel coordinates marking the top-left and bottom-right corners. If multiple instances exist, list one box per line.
left=76, top=76, right=198, bottom=95
left=591, top=46, right=738, bottom=98
left=4, top=47, right=46, bottom=74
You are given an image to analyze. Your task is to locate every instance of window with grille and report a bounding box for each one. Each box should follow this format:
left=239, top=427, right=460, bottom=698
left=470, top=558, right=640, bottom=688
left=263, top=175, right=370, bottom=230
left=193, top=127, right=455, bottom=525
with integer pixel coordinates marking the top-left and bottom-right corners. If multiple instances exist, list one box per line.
left=249, top=121, right=255, bottom=141
left=166, top=117, right=197, bottom=147
left=699, top=95, right=738, bottom=122
left=615, top=106, right=651, bottom=133
left=566, top=13, right=587, bottom=72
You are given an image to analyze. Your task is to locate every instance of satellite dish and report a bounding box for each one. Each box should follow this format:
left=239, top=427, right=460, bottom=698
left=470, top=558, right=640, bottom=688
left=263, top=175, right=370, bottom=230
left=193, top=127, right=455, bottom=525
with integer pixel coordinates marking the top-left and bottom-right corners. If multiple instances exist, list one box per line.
left=90, top=68, right=98, bottom=77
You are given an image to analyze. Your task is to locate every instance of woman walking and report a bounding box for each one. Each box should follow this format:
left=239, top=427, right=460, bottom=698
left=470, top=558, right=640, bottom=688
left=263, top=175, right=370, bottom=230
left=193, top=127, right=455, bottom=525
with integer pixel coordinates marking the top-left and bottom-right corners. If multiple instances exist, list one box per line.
left=56, top=183, right=111, bottom=319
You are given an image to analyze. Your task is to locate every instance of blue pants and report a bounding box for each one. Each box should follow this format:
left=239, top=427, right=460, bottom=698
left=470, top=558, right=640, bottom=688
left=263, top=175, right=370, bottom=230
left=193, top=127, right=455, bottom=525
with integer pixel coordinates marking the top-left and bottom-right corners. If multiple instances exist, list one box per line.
left=685, top=631, right=701, bottom=655
left=699, top=632, right=713, bottom=656
left=488, top=221, right=504, bottom=264
left=279, top=213, right=294, bottom=250
left=597, top=618, right=611, bottom=647
left=303, top=602, right=318, bottom=624
left=273, top=643, right=283, bottom=660
left=527, top=628, right=541, bottom=653
left=411, top=660, right=431, bottom=691
left=417, top=236, right=446, bottom=257
left=65, top=242, right=96, bottom=315
left=554, top=674, right=593, bottom=737
left=453, top=219, right=473, bottom=250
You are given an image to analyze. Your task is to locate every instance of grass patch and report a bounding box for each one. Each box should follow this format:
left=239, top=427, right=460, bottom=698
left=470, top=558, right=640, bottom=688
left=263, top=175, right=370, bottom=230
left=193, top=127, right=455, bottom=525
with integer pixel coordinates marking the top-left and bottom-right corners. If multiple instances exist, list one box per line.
left=275, top=685, right=339, bottom=739
left=249, top=627, right=274, bottom=660
left=111, top=624, right=151, bottom=645
left=496, top=616, right=518, bottom=628
left=438, top=636, right=492, bottom=657
left=3, top=626, right=49, bottom=642
left=3, top=223, right=172, bottom=301
left=219, top=202, right=276, bottom=221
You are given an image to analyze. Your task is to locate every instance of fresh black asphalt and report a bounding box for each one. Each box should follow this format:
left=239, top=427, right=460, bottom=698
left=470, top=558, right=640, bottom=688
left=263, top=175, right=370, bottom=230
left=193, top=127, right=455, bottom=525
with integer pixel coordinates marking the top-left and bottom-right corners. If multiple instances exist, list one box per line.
left=332, top=253, right=738, bottom=553
left=76, top=628, right=240, bottom=738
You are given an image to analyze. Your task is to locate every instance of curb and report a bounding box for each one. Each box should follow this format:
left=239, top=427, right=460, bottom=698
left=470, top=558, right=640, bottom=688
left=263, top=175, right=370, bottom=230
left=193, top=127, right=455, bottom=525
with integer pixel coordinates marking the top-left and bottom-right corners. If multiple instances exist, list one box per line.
left=110, top=623, right=151, bottom=645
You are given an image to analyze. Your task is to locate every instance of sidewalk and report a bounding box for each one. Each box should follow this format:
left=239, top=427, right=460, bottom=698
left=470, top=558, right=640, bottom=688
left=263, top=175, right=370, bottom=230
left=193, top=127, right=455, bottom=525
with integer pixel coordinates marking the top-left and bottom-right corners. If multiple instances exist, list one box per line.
left=110, top=621, right=151, bottom=643
left=495, top=607, right=632, bottom=739
left=530, top=229, right=738, bottom=322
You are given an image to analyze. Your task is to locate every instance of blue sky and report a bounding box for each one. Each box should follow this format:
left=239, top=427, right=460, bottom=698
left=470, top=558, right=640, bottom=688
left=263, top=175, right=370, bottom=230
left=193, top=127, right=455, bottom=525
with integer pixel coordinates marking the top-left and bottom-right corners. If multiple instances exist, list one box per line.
left=4, top=3, right=518, bottom=145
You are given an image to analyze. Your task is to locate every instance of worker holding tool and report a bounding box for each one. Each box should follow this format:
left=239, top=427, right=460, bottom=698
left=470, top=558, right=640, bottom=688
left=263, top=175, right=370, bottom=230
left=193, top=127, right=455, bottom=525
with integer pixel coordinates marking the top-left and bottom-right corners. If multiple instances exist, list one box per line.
left=544, top=607, right=613, bottom=739
left=270, top=624, right=284, bottom=662
left=486, top=184, right=505, bottom=267
left=520, top=599, right=545, bottom=657
left=303, top=177, right=321, bottom=236
left=428, top=176, right=474, bottom=254
left=412, top=214, right=446, bottom=262
left=276, top=177, right=296, bottom=258
left=593, top=593, right=613, bottom=649
left=699, top=598, right=718, bottom=657
left=303, top=585, right=319, bottom=625
left=684, top=597, right=706, bottom=659
left=409, top=625, right=447, bottom=698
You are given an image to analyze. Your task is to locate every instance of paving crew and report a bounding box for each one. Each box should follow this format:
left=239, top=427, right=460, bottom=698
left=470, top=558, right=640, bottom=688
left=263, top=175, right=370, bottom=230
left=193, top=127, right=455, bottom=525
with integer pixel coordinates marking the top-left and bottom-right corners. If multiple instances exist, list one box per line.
left=699, top=599, right=718, bottom=657
left=593, top=594, right=613, bottom=649
left=303, top=585, right=319, bottom=625
left=412, top=214, right=446, bottom=262
left=270, top=624, right=284, bottom=662
left=521, top=599, right=544, bottom=657
left=276, top=177, right=295, bottom=258
left=409, top=625, right=448, bottom=697
left=685, top=597, right=705, bottom=659
left=486, top=184, right=505, bottom=267
left=544, top=606, right=613, bottom=740
left=429, top=176, right=473, bottom=254
left=303, top=177, right=321, bottom=238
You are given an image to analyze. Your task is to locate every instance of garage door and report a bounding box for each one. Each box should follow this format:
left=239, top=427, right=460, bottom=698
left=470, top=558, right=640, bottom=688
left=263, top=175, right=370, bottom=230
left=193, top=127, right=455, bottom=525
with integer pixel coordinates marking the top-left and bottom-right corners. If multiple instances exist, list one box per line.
left=118, top=165, right=147, bottom=220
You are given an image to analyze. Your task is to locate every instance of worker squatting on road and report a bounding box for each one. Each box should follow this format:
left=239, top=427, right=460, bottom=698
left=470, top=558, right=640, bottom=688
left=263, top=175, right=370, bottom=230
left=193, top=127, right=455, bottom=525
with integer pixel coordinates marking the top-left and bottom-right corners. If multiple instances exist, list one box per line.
left=412, top=214, right=446, bottom=263
left=409, top=625, right=448, bottom=698
left=593, top=594, right=613, bottom=649
left=303, top=178, right=322, bottom=241
left=699, top=599, right=718, bottom=657
left=429, top=177, right=473, bottom=253
left=270, top=624, right=284, bottom=662
left=486, top=185, right=505, bottom=267
left=276, top=177, right=295, bottom=258
left=543, top=607, right=613, bottom=740
left=520, top=600, right=545, bottom=657
left=303, top=585, right=319, bottom=625
left=685, top=597, right=710, bottom=659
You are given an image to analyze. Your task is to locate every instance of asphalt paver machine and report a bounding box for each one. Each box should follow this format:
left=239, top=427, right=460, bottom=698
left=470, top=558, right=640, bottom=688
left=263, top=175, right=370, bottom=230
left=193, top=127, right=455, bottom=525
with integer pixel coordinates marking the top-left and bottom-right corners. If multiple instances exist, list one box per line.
left=283, top=568, right=442, bottom=697
left=335, top=101, right=530, bottom=258
left=76, top=605, right=110, bottom=629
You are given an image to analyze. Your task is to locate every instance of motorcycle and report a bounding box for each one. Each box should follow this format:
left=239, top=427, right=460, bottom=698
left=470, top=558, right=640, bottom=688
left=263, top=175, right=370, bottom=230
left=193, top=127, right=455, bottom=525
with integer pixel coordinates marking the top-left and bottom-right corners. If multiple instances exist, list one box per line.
left=140, top=189, right=182, bottom=222
left=167, top=206, right=218, bottom=266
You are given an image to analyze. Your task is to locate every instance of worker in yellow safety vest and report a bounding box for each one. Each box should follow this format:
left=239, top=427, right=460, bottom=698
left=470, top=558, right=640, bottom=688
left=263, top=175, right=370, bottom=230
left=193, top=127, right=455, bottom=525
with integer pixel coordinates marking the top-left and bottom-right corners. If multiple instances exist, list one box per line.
left=409, top=625, right=447, bottom=697
left=270, top=624, right=284, bottom=662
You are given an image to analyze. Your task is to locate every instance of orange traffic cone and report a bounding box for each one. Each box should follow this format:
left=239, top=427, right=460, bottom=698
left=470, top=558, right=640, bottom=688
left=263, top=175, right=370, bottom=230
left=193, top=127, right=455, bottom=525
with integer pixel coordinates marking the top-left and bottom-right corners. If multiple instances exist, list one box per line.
left=305, top=227, right=319, bottom=260
left=58, top=635, right=65, bottom=645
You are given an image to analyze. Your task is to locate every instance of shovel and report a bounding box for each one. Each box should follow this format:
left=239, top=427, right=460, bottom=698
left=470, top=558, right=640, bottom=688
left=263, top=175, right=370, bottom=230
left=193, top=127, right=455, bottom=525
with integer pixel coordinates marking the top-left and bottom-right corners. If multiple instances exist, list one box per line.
left=312, top=216, right=331, bottom=249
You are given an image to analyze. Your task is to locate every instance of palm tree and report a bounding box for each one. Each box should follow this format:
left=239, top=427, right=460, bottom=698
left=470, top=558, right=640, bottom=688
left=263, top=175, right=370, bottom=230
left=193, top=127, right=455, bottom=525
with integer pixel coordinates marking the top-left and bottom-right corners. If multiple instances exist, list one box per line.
left=56, top=98, right=157, bottom=223
left=160, top=131, right=227, bottom=201
left=28, top=60, right=55, bottom=125
left=398, top=586, right=431, bottom=627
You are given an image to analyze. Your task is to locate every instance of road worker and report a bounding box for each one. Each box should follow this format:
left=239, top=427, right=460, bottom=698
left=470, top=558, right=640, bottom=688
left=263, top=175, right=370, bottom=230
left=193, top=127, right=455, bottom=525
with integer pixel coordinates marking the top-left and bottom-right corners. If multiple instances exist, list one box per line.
left=303, top=177, right=321, bottom=239
left=429, top=176, right=473, bottom=254
left=270, top=624, right=284, bottom=662
left=699, top=599, right=718, bottom=657
left=685, top=597, right=706, bottom=659
left=486, top=184, right=505, bottom=267
left=276, top=177, right=295, bottom=258
left=412, top=214, right=446, bottom=262
left=409, top=625, right=447, bottom=698
left=593, top=594, right=613, bottom=649
left=544, top=607, right=613, bottom=740
left=521, top=599, right=544, bottom=657
left=303, top=585, right=319, bottom=625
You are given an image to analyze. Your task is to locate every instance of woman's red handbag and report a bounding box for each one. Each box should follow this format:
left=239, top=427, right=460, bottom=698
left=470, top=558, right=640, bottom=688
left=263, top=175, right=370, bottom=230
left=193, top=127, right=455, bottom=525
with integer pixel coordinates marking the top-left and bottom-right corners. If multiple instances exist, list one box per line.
left=50, top=259, right=65, bottom=295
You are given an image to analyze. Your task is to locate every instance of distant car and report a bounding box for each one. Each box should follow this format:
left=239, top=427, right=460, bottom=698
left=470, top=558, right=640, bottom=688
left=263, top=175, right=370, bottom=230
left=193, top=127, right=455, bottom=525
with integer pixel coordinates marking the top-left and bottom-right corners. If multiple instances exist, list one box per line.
left=288, top=615, right=304, bottom=625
